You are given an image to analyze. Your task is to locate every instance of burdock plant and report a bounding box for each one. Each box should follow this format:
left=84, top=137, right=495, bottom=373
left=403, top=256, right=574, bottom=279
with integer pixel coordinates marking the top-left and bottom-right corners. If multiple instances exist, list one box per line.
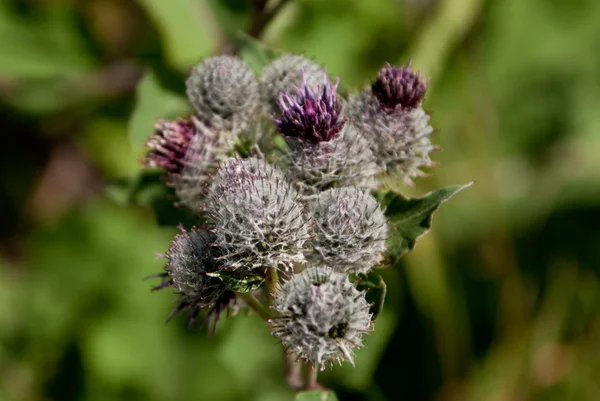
left=131, top=19, right=470, bottom=399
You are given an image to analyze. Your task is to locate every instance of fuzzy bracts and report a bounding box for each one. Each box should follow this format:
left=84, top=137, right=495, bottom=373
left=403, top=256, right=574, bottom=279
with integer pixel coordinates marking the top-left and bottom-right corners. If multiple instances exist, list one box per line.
left=260, top=55, right=326, bottom=117
left=151, top=227, right=233, bottom=329
left=347, top=88, right=436, bottom=185
left=271, top=267, right=372, bottom=369
left=284, top=123, right=379, bottom=198
left=204, top=157, right=309, bottom=274
left=309, top=187, right=388, bottom=274
left=186, top=55, right=259, bottom=131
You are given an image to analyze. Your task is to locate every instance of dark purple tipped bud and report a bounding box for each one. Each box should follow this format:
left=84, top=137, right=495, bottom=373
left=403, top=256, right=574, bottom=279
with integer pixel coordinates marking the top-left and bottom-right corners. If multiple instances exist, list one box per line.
left=144, top=118, right=196, bottom=175
left=372, top=62, right=427, bottom=109
left=275, top=72, right=344, bottom=143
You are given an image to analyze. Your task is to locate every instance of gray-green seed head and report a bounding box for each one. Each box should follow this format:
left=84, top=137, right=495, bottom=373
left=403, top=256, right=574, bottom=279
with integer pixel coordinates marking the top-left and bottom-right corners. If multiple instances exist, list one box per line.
left=260, top=54, right=325, bottom=117
left=309, top=187, right=388, bottom=274
left=168, top=117, right=235, bottom=213
left=204, top=157, right=309, bottom=274
left=186, top=55, right=259, bottom=131
left=346, top=90, right=436, bottom=185
left=163, top=228, right=225, bottom=307
left=284, top=123, right=380, bottom=198
left=271, top=267, right=372, bottom=369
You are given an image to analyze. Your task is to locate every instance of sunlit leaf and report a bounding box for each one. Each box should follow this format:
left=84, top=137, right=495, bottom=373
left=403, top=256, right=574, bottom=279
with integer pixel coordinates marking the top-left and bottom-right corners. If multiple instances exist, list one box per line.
left=136, top=0, right=217, bottom=67
left=128, top=71, right=190, bottom=151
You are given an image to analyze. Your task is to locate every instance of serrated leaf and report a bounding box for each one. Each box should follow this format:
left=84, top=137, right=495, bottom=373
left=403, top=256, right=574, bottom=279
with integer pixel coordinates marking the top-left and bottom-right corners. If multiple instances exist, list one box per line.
left=382, top=183, right=473, bottom=262
left=206, top=271, right=265, bottom=293
left=355, top=272, right=387, bottom=320
left=128, top=71, right=190, bottom=151
left=234, top=31, right=282, bottom=74
left=294, top=390, right=339, bottom=401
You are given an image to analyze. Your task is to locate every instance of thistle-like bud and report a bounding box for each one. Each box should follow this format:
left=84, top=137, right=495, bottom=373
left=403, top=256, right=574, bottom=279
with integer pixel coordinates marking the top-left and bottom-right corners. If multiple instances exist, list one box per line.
left=372, top=62, right=427, bottom=110
left=346, top=90, right=436, bottom=185
left=275, top=73, right=344, bottom=143
left=151, top=227, right=232, bottom=329
left=260, top=54, right=325, bottom=116
left=309, top=187, right=387, bottom=274
left=144, top=118, right=196, bottom=175
left=284, top=123, right=380, bottom=198
left=146, top=117, right=234, bottom=212
left=186, top=55, right=259, bottom=130
left=271, top=267, right=372, bottom=370
left=204, top=157, right=309, bottom=273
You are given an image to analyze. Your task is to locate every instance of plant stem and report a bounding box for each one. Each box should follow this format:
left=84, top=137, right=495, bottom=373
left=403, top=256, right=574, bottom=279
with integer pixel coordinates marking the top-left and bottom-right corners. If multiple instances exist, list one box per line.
left=238, top=292, right=272, bottom=321
left=302, top=363, right=320, bottom=390
left=283, top=351, right=303, bottom=390
left=268, top=267, right=279, bottom=296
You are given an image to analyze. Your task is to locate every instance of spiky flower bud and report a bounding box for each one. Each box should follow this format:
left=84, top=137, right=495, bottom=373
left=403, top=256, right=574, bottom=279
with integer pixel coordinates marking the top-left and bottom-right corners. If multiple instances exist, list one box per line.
left=151, top=227, right=232, bottom=329
left=150, top=117, right=234, bottom=212
left=372, top=62, right=427, bottom=110
left=275, top=72, right=344, bottom=143
left=271, top=267, right=372, bottom=369
left=186, top=55, right=259, bottom=130
left=144, top=118, right=196, bottom=175
left=284, top=123, right=379, bottom=198
left=346, top=90, right=436, bottom=185
left=309, top=187, right=387, bottom=274
left=204, top=157, right=309, bottom=273
left=260, top=54, right=325, bottom=116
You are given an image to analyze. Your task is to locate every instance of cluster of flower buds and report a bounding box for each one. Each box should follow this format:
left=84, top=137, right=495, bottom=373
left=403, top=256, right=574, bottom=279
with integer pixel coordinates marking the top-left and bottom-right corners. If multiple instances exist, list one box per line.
left=143, top=53, right=436, bottom=370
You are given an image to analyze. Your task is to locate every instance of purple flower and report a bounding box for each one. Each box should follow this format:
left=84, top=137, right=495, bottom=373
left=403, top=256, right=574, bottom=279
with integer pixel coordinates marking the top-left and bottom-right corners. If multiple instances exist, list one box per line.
left=275, top=72, right=344, bottom=143
left=144, top=118, right=196, bottom=175
left=372, top=62, right=427, bottom=110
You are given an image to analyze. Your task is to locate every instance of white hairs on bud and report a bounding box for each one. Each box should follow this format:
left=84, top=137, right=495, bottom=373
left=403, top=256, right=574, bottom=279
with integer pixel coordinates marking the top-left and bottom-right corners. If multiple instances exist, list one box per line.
left=271, top=267, right=372, bottom=370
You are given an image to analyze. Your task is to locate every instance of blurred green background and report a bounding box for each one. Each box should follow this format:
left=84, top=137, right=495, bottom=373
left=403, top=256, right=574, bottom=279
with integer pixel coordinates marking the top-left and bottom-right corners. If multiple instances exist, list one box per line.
left=2, top=0, right=600, bottom=400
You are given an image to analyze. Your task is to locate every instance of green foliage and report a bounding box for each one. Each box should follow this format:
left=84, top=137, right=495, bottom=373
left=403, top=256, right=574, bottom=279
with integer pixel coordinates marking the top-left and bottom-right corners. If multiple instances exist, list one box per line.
left=128, top=72, right=190, bottom=151
left=355, top=272, right=387, bottom=320
left=136, top=0, right=217, bottom=67
left=382, top=183, right=473, bottom=262
left=295, top=390, right=339, bottom=401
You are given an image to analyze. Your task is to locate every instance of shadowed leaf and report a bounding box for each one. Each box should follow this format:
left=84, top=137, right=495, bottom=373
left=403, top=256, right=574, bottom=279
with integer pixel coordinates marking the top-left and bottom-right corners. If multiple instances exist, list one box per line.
left=381, top=183, right=473, bottom=262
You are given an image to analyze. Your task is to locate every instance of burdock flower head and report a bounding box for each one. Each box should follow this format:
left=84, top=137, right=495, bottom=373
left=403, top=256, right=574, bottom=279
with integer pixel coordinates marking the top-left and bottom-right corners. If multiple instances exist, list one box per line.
left=372, top=62, right=428, bottom=110
left=309, top=187, right=388, bottom=274
left=271, top=267, right=372, bottom=370
left=345, top=62, right=436, bottom=186
left=260, top=54, right=325, bottom=116
left=144, top=118, right=196, bottom=175
left=186, top=55, right=259, bottom=130
left=143, top=116, right=235, bottom=213
left=151, top=227, right=233, bottom=331
left=204, top=157, right=309, bottom=273
left=275, top=72, right=344, bottom=143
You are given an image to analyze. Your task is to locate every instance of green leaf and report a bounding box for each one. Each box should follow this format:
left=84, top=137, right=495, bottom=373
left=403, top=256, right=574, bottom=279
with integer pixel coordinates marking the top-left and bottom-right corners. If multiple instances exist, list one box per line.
left=234, top=31, right=283, bottom=74
left=294, top=390, right=339, bottom=401
left=128, top=71, right=190, bottom=151
left=206, top=271, right=265, bottom=293
left=355, top=272, right=387, bottom=320
left=382, top=183, right=473, bottom=262
left=136, top=0, right=217, bottom=67
left=104, top=170, right=196, bottom=228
